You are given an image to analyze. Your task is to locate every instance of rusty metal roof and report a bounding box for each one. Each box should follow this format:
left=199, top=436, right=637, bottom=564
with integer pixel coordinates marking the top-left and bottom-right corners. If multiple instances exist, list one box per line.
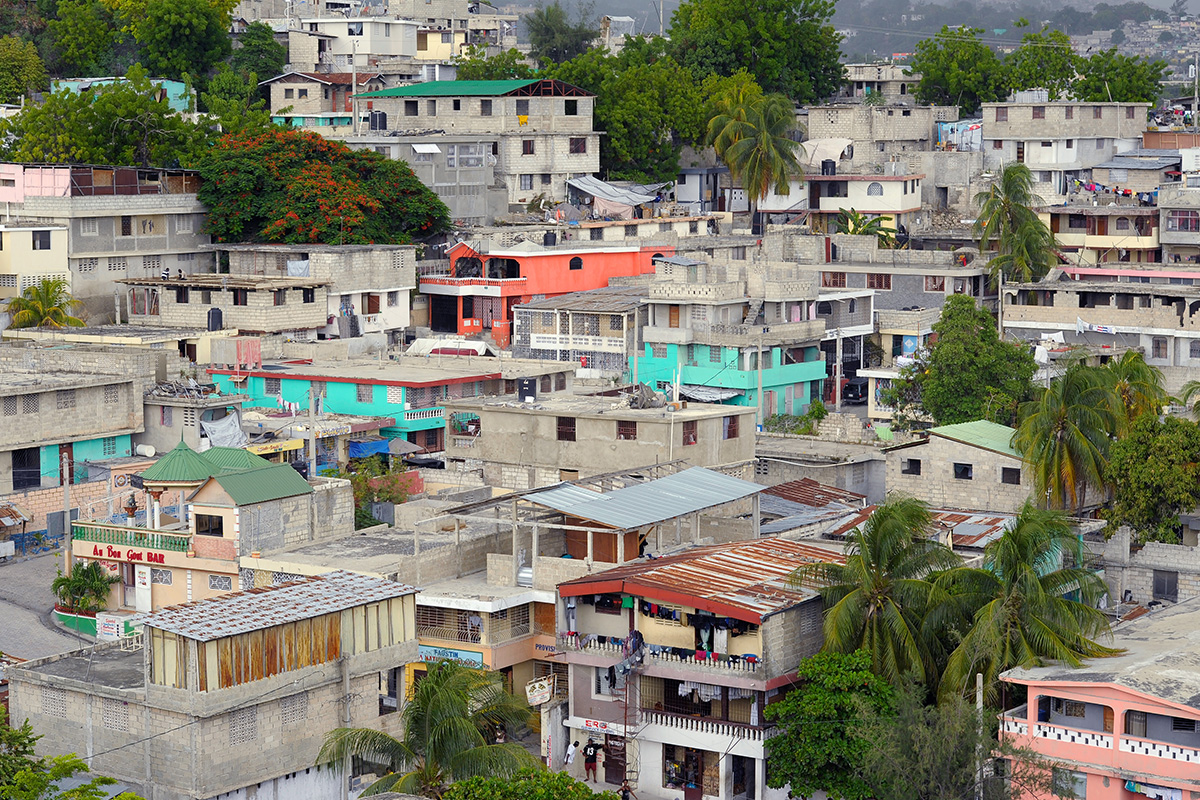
left=0, top=501, right=29, bottom=528
left=825, top=506, right=1015, bottom=549
left=558, top=539, right=846, bottom=623
left=764, top=478, right=866, bottom=509
left=140, top=570, right=417, bottom=641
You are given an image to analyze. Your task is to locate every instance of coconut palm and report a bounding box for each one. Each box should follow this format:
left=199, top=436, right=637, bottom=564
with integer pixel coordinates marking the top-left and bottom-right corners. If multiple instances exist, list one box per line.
left=51, top=562, right=119, bottom=614
left=936, top=502, right=1120, bottom=703
left=707, top=92, right=802, bottom=225
left=1177, top=379, right=1200, bottom=420
left=1102, top=350, right=1167, bottom=431
left=973, top=163, right=1058, bottom=285
left=835, top=207, right=897, bottom=247
left=317, top=659, right=536, bottom=797
left=4, top=277, right=85, bottom=329
left=790, top=496, right=960, bottom=688
left=1013, top=363, right=1119, bottom=511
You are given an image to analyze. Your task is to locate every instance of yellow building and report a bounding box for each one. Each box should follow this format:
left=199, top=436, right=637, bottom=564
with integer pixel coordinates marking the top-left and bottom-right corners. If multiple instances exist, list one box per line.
left=0, top=222, right=69, bottom=301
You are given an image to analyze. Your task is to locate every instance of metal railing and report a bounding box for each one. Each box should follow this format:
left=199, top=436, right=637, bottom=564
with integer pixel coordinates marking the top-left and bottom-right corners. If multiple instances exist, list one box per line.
left=72, top=523, right=192, bottom=553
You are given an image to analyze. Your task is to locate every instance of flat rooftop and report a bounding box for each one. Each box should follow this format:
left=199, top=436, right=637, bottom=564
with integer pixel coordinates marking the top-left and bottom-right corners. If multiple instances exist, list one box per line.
left=0, top=369, right=132, bottom=393
left=119, top=275, right=326, bottom=289
left=417, top=572, right=553, bottom=612
left=23, top=644, right=146, bottom=691
left=1004, top=598, right=1200, bottom=710
left=211, top=356, right=575, bottom=385
left=448, top=394, right=748, bottom=421
left=3, top=325, right=217, bottom=343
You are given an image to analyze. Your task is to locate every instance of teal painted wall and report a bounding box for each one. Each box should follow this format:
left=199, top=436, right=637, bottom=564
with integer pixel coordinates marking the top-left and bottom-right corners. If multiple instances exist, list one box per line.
left=40, top=436, right=133, bottom=485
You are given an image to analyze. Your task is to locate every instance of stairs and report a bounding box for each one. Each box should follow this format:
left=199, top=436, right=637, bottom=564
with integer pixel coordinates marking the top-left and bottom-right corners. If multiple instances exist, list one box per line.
left=742, top=298, right=763, bottom=325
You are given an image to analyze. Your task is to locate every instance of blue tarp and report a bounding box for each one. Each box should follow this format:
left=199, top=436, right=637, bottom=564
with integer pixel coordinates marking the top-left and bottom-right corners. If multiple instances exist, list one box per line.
left=348, top=438, right=390, bottom=458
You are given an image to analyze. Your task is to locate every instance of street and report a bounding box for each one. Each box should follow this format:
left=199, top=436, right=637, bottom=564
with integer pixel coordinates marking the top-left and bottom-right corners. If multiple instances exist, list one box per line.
left=0, top=552, right=89, bottom=660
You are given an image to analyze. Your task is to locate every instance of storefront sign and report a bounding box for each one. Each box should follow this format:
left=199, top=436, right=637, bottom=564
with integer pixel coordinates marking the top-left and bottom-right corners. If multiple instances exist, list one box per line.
left=90, top=545, right=165, bottom=564
left=418, top=645, right=484, bottom=667
left=526, top=676, right=554, bottom=705
left=580, top=718, right=625, bottom=736
left=247, top=439, right=304, bottom=455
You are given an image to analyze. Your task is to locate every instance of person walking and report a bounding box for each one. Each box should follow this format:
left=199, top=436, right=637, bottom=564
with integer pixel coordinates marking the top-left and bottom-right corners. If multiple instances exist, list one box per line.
left=620, top=779, right=638, bottom=800
left=565, top=740, right=579, bottom=770
left=582, top=738, right=602, bottom=782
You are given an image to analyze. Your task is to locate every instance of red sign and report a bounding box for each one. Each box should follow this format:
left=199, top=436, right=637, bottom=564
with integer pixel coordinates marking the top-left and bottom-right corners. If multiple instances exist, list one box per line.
left=91, top=545, right=165, bottom=564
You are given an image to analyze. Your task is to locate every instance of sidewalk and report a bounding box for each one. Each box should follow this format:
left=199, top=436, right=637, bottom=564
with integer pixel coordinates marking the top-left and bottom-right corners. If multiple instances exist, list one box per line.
left=0, top=552, right=90, bottom=659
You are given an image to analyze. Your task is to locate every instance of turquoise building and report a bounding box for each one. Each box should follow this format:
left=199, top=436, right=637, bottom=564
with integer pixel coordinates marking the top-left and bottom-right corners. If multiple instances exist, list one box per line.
left=53, top=77, right=194, bottom=114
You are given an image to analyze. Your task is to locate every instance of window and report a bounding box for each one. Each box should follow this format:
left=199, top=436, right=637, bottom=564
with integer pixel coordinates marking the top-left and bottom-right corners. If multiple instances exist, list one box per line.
left=120, top=216, right=132, bottom=236
left=722, top=415, right=739, bottom=440
left=1052, top=768, right=1086, bottom=800
left=480, top=99, right=492, bottom=116
left=194, top=512, right=223, bottom=537
left=1002, top=467, right=1021, bottom=485
left=1041, top=141, right=1052, bottom=148
left=520, top=174, right=533, bottom=191
left=102, top=437, right=117, bottom=456
left=174, top=287, right=188, bottom=304
left=232, top=288, right=249, bottom=306
left=590, top=227, right=604, bottom=240
left=1115, top=217, right=1131, bottom=231
left=280, top=692, right=308, bottom=726
left=595, top=665, right=626, bottom=696
left=41, top=687, right=66, bottom=718
left=102, top=697, right=128, bottom=732
left=273, top=289, right=286, bottom=306
left=1191, top=341, right=1200, bottom=359
left=56, top=390, right=75, bottom=410
left=284, top=88, right=294, bottom=99
left=22, top=394, right=38, bottom=414
left=569, top=256, right=582, bottom=270
left=1152, top=337, right=1167, bottom=359
left=1094, top=106, right=1103, bottom=119
left=388, top=291, right=399, bottom=307
left=160, top=405, right=173, bottom=427
left=264, top=377, right=282, bottom=395
left=541, top=375, right=552, bottom=393
left=357, top=384, right=374, bottom=403
left=953, top=463, right=974, bottom=480
left=405, top=100, right=418, bottom=117
left=229, top=708, right=258, bottom=746
left=617, top=420, right=637, bottom=440
left=901, top=458, right=921, bottom=475
left=78, top=257, right=98, bottom=272
left=298, top=88, right=308, bottom=99
left=821, top=271, right=846, bottom=288
left=80, top=217, right=98, bottom=235
left=541, top=173, right=552, bottom=184
left=925, top=275, right=945, bottom=292
left=1167, top=210, right=1200, bottom=232
left=570, top=137, right=587, bottom=154
left=150, top=568, right=173, bottom=585
left=555, top=372, right=566, bottom=390
left=682, top=419, right=697, bottom=446
left=1153, top=569, right=1178, bottom=602
left=427, top=100, right=437, bottom=116
left=1126, top=710, right=1147, bottom=738
left=1065, top=139, right=1073, bottom=149
left=1126, top=106, right=1136, bottom=119
left=866, top=182, right=884, bottom=196
left=992, top=139, right=1004, bottom=150
left=347, top=21, right=363, bottom=34
left=1172, top=717, right=1197, bottom=732
left=522, top=139, right=535, bottom=155
left=303, top=287, right=316, bottom=303
left=995, top=107, right=1007, bottom=122
left=565, top=98, right=578, bottom=115
left=1032, top=106, right=1045, bottom=119
left=1096, top=138, right=1105, bottom=149
left=867, top=273, right=891, bottom=290
left=624, top=224, right=637, bottom=237
left=1, top=397, right=14, bottom=416
left=730, top=246, right=746, bottom=260
left=1065, top=106, right=1074, bottom=119
left=441, top=31, right=452, bottom=43
left=105, top=385, right=119, bottom=404
left=516, top=98, right=530, bottom=115
left=32, top=230, right=51, bottom=250
left=556, top=416, right=576, bottom=441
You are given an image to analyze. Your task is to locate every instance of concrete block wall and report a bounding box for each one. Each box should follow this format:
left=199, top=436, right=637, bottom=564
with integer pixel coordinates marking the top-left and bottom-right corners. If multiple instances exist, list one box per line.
left=150, top=285, right=329, bottom=333
left=887, top=437, right=1032, bottom=513
left=0, top=473, right=111, bottom=532
left=312, top=478, right=354, bottom=542
left=238, top=494, right=313, bottom=555
left=1102, top=529, right=1200, bottom=605
left=759, top=600, right=823, bottom=680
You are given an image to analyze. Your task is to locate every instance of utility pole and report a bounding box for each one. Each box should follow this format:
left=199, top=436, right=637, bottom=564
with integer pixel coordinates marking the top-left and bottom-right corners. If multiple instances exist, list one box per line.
left=834, top=328, right=843, bottom=412
left=62, top=450, right=72, bottom=575
left=1193, top=53, right=1198, bottom=133
left=308, top=389, right=318, bottom=480
left=974, top=672, right=984, bottom=800
left=351, top=40, right=359, bottom=135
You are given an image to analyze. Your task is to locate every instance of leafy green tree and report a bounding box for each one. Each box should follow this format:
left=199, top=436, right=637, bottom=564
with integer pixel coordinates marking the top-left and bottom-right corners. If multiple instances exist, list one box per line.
left=230, top=21, right=285, bottom=82
left=200, top=65, right=272, bottom=134
left=0, top=36, right=47, bottom=104
left=974, top=163, right=1058, bottom=285
left=1106, top=415, right=1200, bottom=544
left=937, top=503, right=1118, bottom=703
left=333, top=454, right=411, bottom=530
left=48, top=0, right=116, bottom=75
left=1102, top=349, right=1167, bottom=432
left=51, top=561, right=119, bottom=613
left=835, top=208, right=897, bottom=248
left=0, top=706, right=43, bottom=787
left=5, top=278, right=85, bottom=329
left=4, top=753, right=142, bottom=800
left=134, top=0, right=232, bottom=79
left=707, top=93, right=800, bottom=220
left=763, top=651, right=894, bottom=800
left=317, top=660, right=536, bottom=797
left=885, top=294, right=1036, bottom=426
left=443, top=769, right=618, bottom=800
left=1006, top=27, right=1077, bottom=101
left=196, top=128, right=450, bottom=245
left=524, top=1, right=596, bottom=64
left=1111, top=28, right=1126, bottom=44
left=453, top=45, right=535, bottom=80
left=791, top=497, right=959, bottom=688
left=0, top=65, right=206, bottom=166
left=907, top=26, right=1009, bottom=115
left=668, top=0, right=843, bottom=102
left=1074, top=49, right=1166, bottom=103
left=1014, top=362, right=1119, bottom=511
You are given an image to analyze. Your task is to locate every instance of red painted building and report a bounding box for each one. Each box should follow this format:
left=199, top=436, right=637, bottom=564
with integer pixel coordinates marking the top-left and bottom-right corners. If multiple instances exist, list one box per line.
left=424, top=241, right=673, bottom=338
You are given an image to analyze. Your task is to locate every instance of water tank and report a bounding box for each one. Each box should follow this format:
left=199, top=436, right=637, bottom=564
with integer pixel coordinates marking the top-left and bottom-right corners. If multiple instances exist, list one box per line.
left=518, top=377, right=537, bottom=402
left=134, top=444, right=156, bottom=458
left=543, top=231, right=557, bottom=247
left=821, top=159, right=836, bottom=176
left=207, top=307, right=223, bottom=331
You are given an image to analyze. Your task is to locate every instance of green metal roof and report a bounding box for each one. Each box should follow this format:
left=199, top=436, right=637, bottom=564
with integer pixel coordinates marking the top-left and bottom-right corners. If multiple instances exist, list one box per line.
left=201, top=446, right=274, bottom=474
left=210, top=463, right=313, bottom=506
left=928, top=420, right=1021, bottom=459
left=355, top=79, right=538, bottom=98
left=139, top=441, right=219, bottom=485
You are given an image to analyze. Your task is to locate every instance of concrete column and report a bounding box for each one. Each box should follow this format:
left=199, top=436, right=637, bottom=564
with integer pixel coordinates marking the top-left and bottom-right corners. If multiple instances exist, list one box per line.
left=511, top=499, right=520, bottom=585
left=617, top=529, right=626, bottom=564
left=753, top=494, right=761, bottom=538
left=454, top=518, right=462, bottom=578
left=531, top=523, right=539, bottom=584
left=586, top=529, right=594, bottom=566
left=693, top=513, right=700, bottom=544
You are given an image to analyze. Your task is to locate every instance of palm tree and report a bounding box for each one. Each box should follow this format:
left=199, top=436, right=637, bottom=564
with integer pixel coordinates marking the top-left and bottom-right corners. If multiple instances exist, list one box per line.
left=52, top=562, right=119, bottom=614
left=973, top=163, right=1058, bottom=285
left=317, top=660, right=536, bottom=797
left=937, top=502, right=1120, bottom=703
left=790, top=496, right=960, bottom=688
left=5, top=277, right=85, bottom=329
left=1013, top=363, right=1119, bottom=511
left=835, top=207, right=897, bottom=248
left=707, top=93, right=802, bottom=228
left=1102, top=350, right=1167, bottom=432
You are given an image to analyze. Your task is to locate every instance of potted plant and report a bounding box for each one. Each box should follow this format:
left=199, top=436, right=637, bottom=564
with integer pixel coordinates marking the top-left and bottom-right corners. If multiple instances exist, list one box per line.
left=52, top=562, right=120, bottom=617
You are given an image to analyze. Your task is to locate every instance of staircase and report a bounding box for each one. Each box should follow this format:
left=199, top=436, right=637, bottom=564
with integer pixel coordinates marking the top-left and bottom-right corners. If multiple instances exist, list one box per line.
left=742, top=298, right=763, bottom=325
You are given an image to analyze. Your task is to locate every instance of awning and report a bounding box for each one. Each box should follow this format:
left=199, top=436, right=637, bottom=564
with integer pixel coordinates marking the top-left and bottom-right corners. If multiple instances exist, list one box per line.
left=412, top=143, right=441, bottom=154
left=675, top=384, right=743, bottom=402
left=348, top=438, right=391, bottom=458
left=388, top=438, right=423, bottom=455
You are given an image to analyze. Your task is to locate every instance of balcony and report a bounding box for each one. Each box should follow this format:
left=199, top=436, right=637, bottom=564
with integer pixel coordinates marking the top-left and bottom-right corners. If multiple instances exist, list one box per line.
left=649, top=282, right=745, bottom=302
left=640, top=708, right=768, bottom=741
left=1119, top=735, right=1200, bottom=764
left=448, top=434, right=479, bottom=449
left=1032, top=721, right=1114, bottom=749
left=877, top=307, right=942, bottom=333
left=645, top=320, right=825, bottom=349
left=404, top=406, right=444, bottom=422
left=646, top=647, right=761, bottom=674
left=72, top=522, right=192, bottom=553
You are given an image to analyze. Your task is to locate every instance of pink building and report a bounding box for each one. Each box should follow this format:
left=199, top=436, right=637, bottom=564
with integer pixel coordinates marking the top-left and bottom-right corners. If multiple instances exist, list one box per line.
left=1000, top=601, right=1200, bottom=800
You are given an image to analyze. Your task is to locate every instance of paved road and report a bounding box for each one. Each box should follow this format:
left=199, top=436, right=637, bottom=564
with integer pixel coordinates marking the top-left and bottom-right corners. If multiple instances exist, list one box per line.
left=0, top=552, right=89, bottom=660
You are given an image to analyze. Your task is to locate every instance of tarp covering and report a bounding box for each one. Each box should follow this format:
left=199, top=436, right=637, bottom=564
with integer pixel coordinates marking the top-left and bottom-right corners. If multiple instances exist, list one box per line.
left=200, top=411, right=248, bottom=448
left=286, top=259, right=310, bottom=277
left=799, top=138, right=852, bottom=168
left=348, top=438, right=391, bottom=458
left=675, top=384, right=743, bottom=402
left=567, top=175, right=656, bottom=207
left=388, top=438, right=422, bottom=455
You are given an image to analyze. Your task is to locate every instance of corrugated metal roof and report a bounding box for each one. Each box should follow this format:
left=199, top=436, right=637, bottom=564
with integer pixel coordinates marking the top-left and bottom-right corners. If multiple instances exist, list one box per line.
left=208, top=462, right=313, bottom=506
left=932, top=510, right=1016, bottom=548
left=1093, top=157, right=1179, bottom=171
left=928, top=420, right=1021, bottom=459
left=559, top=538, right=845, bottom=622
left=517, top=285, right=648, bottom=313
left=0, top=501, right=29, bottom=527
left=141, top=570, right=417, bottom=641
left=139, top=441, right=220, bottom=484
left=530, top=467, right=763, bottom=529
left=356, top=79, right=537, bottom=98
left=201, top=446, right=275, bottom=474
left=764, top=478, right=866, bottom=509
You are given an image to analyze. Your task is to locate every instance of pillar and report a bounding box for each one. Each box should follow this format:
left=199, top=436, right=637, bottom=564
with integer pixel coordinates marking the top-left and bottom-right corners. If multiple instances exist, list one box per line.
left=753, top=494, right=761, bottom=538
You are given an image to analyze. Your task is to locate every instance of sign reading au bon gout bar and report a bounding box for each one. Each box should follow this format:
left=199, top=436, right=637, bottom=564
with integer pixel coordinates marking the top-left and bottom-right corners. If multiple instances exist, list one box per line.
left=90, top=544, right=166, bottom=563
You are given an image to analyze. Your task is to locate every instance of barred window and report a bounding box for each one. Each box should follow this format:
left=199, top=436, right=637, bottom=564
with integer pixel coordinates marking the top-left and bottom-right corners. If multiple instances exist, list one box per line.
left=182, top=408, right=196, bottom=427
left=102, top=698, right=129, bottom=731
left=386, top=385, right=404, bottom=404
left=281, top=692, right=309, bottom=726
left=78, top=257, right=99, bottom=272
left=229, top=707, right=258, bottom=745
left=651, top=344, right=668, bottom=358
left=80, top=217, right=99, bottom=235
left=103, top=437, right=117, bottom=457
left=150, top=568, right=173, bottom=585
left=357, top=384, right=374, bottom=403
left=2, top=397, right=16, bottom=415
left=22, top=394, right=39, bottom=414
left=41, top=687, right=67, bottom=718
left=265, top=377, right=282, bottom=395
left=209, top=574, right=232, bottom=591
left=108, top=256, right=126, bottom=271
left=57, top=390, right=76, bottom=409
left=609, top=314, right=623, bottom=331
left=105, top=386, right=119, bottom=404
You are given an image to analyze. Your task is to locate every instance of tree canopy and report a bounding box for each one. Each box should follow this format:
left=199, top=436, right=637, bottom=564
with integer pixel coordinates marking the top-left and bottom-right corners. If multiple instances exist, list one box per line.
left=668, top=0, right=844, bottom=102
left=453, top=46, right=536, bottom=81
left=1106, top=414, right=1200, bottom=544
left=443, top=769, right=618, bottom=800
left=230, top=21, right=285, bottom=84
left=906, top=26, right=1009, bottom=115
left=524, top=1, right=596, bottom=65
left=0, top=36, right=48, bottom=103
left=194, top=128, right=450, bottom=245
left=1073, top=48, right=1167, bottom=103
left=5, top=278, right=85, bottom=329
left=1006, top=27, right=1077, bottom=101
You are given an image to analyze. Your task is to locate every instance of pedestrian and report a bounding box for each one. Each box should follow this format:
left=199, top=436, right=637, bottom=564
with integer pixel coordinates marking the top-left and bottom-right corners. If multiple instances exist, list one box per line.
left=565, top=740, right=579, bottom=767
left=620, top=779, right=638, bottom=800
left=582, top=738, right=602, bottom=782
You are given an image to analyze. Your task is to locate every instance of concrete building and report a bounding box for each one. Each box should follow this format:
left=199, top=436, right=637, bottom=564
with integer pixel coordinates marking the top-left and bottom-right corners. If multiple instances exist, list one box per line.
left=806, top=104, right=959, bottom=166
left=836, top=63, right=921, bottom=103
left=0, top=222, right=69, bottom=303
left=353, top=79, right=600, bottom=205
left=121, top=274, right=330, bottom=337
left=999, top=600, right=1200, bottom=800
left=885, top=420, right=1032, bottom=513
left=511, top=285, right=650, bottom=379
left=260, top=71, right=386, bottom=131
left=386, top=0, right=518, bottom=49
left=554, top=537, right=845, bottom=799
left=804, top=167, right=927, bottom=235
left=982, top=101, right=1151, bottom=198
left=753, top=435, right=887, bottom=503
left=443, top=394, right=758, bottom=490
left=1100, top=525, right=1200, bottom=608
left=0, top=163, right=214, bottom=319
left=1041, top=204, right=1161, bottom=266
left=297, top=17, right=420, bottom=68
left=1157, top=181, right=1200, bottom=264
left=7, top=571, right=418, bottom=800
left=138, top=382, right=249, bottom=455
left=3, top=325, right=240, bottom=367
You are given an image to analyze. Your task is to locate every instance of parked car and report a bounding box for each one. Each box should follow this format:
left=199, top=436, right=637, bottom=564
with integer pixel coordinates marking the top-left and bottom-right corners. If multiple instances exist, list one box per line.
left=842, top=377, right=869, bottom=405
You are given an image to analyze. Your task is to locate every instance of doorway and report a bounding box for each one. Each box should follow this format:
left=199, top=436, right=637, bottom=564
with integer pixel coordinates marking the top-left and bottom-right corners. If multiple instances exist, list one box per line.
left=603, top=734, right=626, bottom=784
left=732, top=755, right=755, bottom=799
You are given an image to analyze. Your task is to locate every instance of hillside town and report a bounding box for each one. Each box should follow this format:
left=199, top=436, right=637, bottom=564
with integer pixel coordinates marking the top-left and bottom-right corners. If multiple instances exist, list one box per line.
left=1, top=1, right=1200, bottom=800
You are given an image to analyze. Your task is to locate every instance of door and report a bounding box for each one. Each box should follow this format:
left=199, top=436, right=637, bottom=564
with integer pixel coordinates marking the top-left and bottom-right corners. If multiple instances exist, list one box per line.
left=604, top=734, right=626, bottom=785
left=1016, top=142, right=1025, bottom=163
left=668, top=305, right=680, bottom=328
left=12, top=447, right=40, bottom=490
left=1095, top=216, right=1108, bottom=236
left=121, top=563, right=137, bottom=608
left=58, top=443, right=74, bottom=486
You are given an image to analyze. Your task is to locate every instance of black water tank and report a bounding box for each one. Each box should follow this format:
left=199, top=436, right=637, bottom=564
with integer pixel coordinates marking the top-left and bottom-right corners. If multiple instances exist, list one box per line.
left=543, top=231, right=557, bottom=247
left=821, top=159, right=836, bottom=176
left=207, top=307, right=223, bottom=331
left=518, top=377, right=537, bottom=402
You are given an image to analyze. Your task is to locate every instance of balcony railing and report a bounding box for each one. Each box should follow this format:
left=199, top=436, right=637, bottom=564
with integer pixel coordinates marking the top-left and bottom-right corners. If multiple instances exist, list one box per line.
left=641, top=709, right=767, bottom=741
left=405, top=407, right=444, bottom=421
left=1119, top=735, right=1200, bottom=763
left=1032, top=722, right=1113, bottom=749
left=449, top=435, right=479, bottom=449
left=73, top=523, right=192, bottom=553
left=646, top=648, right=761, bottom=673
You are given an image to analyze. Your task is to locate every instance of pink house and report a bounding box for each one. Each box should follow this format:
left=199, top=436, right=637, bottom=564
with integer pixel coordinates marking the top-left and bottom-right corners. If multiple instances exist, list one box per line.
left=1000, top=601, right=1200, bottom=800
